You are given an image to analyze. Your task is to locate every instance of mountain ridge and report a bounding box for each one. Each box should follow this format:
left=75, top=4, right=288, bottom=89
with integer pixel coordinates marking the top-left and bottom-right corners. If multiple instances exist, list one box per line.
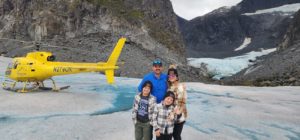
left=179, top=0, right=300, bottom=58
left=222, top=10, right=300, bottom=86
left=0, top=0, right=208, bottom=82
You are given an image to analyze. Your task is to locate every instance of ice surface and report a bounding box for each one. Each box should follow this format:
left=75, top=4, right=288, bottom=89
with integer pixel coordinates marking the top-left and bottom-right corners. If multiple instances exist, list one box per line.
left=0, top=56, right=299, bottom=140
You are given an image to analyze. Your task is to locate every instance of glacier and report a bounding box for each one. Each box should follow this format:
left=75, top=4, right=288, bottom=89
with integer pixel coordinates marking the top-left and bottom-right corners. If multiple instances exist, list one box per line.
left=188, top=48, right=276, bottom=79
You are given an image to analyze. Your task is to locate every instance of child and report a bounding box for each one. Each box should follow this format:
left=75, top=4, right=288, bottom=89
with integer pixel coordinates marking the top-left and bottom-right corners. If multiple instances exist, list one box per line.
left=153, top=91, right=178, bottom=140
left=132, top=81, right=157, bottom=140
left=167, top=65, right=187, bottom=140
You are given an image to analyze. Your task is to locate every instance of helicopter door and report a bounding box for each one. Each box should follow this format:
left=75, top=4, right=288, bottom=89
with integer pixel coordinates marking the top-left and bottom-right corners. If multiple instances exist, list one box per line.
left=15, top=61, right=28, bottom=77
left=28, top=62, right=36, bottom=73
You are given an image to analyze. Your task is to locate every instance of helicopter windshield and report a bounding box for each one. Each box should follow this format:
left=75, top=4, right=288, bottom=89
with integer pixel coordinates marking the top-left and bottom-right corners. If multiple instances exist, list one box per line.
left=47, top=55, right=56, bottom=61
left=13, top=62, right=18, bottom=69
left=5, top=63, right=13, bottom=76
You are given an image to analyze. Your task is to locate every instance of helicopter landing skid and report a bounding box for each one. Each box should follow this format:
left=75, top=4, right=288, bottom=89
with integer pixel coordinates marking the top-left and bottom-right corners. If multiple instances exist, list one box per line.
left=39, top=86, right=70, bottom=91
left=2, top=85, right=70, bottom=93
left=2, top=86, right=32, bottom=93
left=2, top=80, right=70, bottom=93
left=2, top=87, right=18, bottom=92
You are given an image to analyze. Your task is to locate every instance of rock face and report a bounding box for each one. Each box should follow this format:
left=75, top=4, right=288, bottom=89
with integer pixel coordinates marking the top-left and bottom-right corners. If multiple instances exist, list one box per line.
left=179, top=0, right=300, bottom=58
left=223, top=10, right=300, bottom=86
left=0, top=0, right=207, bottom=82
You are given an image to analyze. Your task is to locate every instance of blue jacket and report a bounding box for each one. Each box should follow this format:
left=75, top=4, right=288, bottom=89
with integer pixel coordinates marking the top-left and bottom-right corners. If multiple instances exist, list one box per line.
left=138, top=72, right=168, bottom=103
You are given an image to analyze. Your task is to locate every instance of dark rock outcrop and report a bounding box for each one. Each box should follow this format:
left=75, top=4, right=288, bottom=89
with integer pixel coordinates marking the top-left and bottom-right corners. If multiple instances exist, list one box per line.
left=0, top=0, right=208, bottom=82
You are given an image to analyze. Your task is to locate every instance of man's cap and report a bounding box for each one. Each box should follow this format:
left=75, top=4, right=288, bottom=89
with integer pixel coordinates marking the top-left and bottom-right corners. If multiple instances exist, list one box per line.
left=153, top=59, right=162, bottom=66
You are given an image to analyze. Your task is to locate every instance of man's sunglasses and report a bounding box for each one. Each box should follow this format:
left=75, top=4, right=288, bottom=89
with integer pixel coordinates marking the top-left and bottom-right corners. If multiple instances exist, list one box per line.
left=153, top=60, right=162, bottom=66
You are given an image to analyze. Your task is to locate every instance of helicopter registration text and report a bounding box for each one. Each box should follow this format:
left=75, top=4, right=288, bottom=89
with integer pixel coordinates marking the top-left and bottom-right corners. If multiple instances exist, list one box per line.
left=53, top=67, right=72, bottom=73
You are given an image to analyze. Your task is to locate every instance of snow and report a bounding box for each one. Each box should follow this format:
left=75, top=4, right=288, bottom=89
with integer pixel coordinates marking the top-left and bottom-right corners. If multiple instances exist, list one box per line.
left=243, top=3, right=300, bottom=16
left=235, top=37, right=252, bottom=51
left=188, top=48, right=276, bottom=79
left=1, top=56, right=300, bottom=140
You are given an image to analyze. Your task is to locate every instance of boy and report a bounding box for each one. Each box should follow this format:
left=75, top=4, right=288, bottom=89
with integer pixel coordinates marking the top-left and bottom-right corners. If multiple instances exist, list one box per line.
left=132, top=81, right=157, bottom=140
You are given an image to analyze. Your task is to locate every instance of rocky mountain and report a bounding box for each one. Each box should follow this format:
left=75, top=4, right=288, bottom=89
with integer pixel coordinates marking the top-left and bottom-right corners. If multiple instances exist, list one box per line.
left=0, top=0, right=208, bottom=82
left=176, top=15, right=187, bottom=31
left=179, top=0, right=300, bottom=58
left=222, top=10, right=300, bottom=86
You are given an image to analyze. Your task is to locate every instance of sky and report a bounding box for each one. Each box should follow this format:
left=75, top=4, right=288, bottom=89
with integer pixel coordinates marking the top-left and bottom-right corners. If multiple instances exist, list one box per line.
left=170, top=0, right=242, bottom=20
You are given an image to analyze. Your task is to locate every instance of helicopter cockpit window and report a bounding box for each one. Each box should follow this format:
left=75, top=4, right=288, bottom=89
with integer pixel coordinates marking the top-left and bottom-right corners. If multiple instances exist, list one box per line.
left=47, top=55, right=56, bottom=61
left=13, top=62, right=18, bottom=69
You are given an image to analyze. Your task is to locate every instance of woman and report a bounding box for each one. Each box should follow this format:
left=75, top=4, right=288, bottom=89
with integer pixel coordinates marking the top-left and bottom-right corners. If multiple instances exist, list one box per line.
left=167, top=65, right=187, bottom=140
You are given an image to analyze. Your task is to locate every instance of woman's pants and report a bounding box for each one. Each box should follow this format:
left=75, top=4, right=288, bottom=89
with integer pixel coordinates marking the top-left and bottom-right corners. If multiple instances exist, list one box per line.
left=173, top=121, right=185, bottom=140
left=156, top=133, right=172, bottom=140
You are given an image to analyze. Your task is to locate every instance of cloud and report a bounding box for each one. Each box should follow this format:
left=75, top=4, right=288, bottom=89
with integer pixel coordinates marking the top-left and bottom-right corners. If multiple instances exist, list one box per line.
left=170, top=0, right=242, bottom=20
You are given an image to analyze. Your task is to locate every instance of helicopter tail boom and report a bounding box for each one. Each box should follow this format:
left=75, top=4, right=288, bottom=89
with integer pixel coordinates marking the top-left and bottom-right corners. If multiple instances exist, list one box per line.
left=104, top=37, right=126, bottom=84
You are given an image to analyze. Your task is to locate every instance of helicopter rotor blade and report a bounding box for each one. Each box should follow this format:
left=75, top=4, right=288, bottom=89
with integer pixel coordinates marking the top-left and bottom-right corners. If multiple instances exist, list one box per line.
left=0, top=38, right=33, bottom=43
left=22, top=44, right=36, bottom=49
left=0, top=37, right=109, bottom=56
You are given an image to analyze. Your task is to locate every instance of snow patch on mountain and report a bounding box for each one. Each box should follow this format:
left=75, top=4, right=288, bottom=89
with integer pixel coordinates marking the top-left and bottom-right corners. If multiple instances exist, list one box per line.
left=235, top=37, right=252, bottom=51
left=243, top=3, right=300, bottom=16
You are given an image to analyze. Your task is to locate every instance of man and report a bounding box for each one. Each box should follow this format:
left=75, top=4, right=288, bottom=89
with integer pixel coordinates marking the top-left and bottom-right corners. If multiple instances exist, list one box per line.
left=138, top=59, right=168, bottom=140
left=138, top=59, right=168, bottom=103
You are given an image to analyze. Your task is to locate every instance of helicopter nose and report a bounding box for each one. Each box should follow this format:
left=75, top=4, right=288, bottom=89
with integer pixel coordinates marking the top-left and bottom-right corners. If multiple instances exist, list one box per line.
left=5, top=69, right=11, bottom=76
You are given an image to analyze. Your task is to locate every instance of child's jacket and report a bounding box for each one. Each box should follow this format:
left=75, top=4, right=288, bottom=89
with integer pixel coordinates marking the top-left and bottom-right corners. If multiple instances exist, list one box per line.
left=132, top=93, right=157, bottom=125
left=153, top=103, right=175, bottom=135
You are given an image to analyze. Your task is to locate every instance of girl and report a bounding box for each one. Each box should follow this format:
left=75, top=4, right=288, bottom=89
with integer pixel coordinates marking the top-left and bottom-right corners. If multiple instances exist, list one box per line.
left=153, top=91, right=178, bottom=140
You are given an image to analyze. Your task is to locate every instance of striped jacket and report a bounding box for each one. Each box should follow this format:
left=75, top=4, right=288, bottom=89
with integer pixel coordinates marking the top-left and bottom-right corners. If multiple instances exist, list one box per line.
left=153, top=103, right=176, bottom=135
left=132, top=93, right=156, bottom=125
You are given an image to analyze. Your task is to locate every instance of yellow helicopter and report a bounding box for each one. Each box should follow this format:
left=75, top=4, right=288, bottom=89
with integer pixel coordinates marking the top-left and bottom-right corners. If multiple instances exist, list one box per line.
left=2, top=37, right=126, bottom=93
